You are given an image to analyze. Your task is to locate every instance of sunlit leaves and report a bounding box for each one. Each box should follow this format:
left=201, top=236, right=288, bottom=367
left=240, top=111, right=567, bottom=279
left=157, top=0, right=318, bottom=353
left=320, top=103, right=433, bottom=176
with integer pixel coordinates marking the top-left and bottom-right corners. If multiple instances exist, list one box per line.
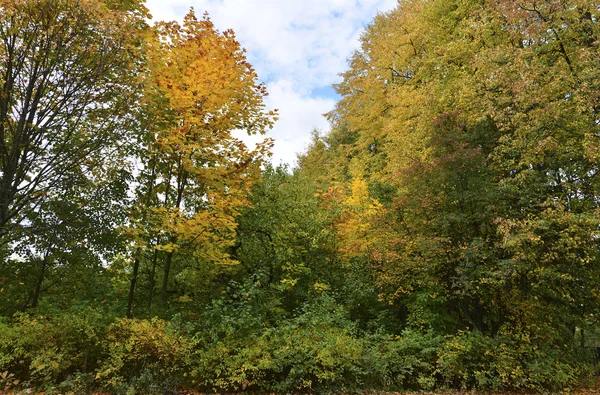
left=302, top=0, right=600, bottom=340
left=125, top=9, right=277, bottom=313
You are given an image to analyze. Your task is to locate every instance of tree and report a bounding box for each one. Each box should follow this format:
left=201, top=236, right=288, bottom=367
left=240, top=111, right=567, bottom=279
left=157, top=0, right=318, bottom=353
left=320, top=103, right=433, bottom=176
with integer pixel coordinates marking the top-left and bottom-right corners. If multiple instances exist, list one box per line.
left=0, top=0, right=148, bottom=315
left=308, top=0, right=600, bottom=341
left=234, top=166, right=341, bottom=311
left=0, top=169, right=130, bottom=314
left=0, top=0, right=148, bottom=244
left=125, top=10, right=276, bottom=317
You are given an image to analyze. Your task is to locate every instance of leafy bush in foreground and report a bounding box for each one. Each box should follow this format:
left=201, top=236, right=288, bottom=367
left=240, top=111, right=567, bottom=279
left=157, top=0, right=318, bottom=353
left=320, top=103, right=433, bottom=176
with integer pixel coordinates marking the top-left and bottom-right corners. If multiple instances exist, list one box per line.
left=0, top=308, right=594, bottom=394
left=95, top=317, right=192, bottom=394
left=0, top=307, right=108, bottom=391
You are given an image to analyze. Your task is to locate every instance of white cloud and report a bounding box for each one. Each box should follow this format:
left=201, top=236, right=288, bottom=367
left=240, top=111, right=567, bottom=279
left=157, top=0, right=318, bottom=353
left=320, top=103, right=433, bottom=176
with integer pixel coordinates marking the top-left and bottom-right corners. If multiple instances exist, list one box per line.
left=264, top=79, right=336, bottom=166
left=145, top=0, right=398, bottom=167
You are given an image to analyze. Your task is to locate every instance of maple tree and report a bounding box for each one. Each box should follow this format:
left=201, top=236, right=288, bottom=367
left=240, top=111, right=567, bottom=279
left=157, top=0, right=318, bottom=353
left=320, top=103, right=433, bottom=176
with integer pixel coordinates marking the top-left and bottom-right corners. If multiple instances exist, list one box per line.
left=125, top=10, right=276, bottom=316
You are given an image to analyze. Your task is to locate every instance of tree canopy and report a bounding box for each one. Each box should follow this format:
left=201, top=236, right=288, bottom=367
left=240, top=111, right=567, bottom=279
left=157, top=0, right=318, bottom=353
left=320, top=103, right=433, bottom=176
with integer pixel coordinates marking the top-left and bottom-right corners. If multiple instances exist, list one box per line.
left=1, top=0, right=600, bottom=394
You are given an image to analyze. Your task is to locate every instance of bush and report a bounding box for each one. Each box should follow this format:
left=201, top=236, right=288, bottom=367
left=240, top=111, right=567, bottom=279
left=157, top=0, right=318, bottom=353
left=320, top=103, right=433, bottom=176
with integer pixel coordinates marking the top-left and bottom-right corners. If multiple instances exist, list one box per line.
left=436, top=329, right=583, bottom=391
left=0, top=307, right=108, bottom=391
left=96, top=317, right=193, bottom=394
left=0, top=302, right=591, bottom=393
left=191, top=294, right=373, bottom=393
left=192, top=323, right=370, bottom=393
left=370, top=328, right=444, bottom=391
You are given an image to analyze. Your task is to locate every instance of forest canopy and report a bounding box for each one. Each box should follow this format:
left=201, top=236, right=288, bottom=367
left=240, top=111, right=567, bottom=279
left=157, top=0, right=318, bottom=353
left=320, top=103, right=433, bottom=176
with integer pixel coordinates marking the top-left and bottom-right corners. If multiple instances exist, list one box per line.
left=1, top=0, right=600, bottom=393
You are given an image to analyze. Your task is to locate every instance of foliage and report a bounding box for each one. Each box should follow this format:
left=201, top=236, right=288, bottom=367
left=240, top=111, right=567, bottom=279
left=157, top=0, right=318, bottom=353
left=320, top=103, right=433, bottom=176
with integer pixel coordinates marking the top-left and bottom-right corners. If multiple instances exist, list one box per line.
left=96, top=317, right=192, bottom=394
left=0, top=0, right=599, bottom=393
left=191, top=294, right=371, bottom=393
left=436, top=329, right=585, bottom=391
left=123, top=9, right=276, bottom=317
left=0, top=307, right=110, bottom=391
left=0, top=0, right=147, bottom=241
left=372, top=329, right=444, bottom=391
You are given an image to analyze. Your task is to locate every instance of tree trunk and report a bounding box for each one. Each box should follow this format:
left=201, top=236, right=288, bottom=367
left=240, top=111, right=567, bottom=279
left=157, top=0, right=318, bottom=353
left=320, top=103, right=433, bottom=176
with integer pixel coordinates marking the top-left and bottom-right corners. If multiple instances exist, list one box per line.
left=161, top=235, right=177, bottom=302
left=126, top=254, right=140, bottom=318
left=147, top=246, right=158, bottom=312
left=126, top=156, right=157, bottom=317
left=161, top=162, right=186, bottom=302
left=30, top=255, right=48, bottom=309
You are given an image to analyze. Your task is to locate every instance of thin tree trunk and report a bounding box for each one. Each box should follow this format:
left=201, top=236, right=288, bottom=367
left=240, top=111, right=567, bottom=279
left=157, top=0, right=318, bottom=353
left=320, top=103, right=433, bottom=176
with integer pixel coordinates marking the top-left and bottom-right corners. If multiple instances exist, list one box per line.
left=161, top=235, right=177, bottom=302
left=160, top=159, right=186, bottom=302
left=126, top=254, right=141, bottom=318
left=147, top=246, right=158, bottom=312
left=126, top=156, right=157, bottom=318
left=30, top=255, right=47, bottom=309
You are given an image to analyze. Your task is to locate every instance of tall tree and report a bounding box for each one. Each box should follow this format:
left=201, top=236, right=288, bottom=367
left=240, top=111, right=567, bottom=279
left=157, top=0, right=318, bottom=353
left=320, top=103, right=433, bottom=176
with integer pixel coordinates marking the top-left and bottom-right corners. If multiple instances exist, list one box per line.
left=125, top=10, right=276, bottom=316
left=0, top=0, right=148, bottom=314
left=306, top=0, right=600, bottom=340
left=0, top=0, right=148, bottom=244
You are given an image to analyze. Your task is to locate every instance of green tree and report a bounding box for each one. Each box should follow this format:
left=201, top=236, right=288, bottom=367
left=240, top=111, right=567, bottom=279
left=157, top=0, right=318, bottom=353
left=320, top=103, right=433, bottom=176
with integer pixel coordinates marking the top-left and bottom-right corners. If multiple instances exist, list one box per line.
left=0, top=169, right=130, bottom=314
left=0, top=0, right=147, bottom=314
left=0, top=0, right=147, bottom=243
left=234, top=166, right=339, bottom=312
left=313, top=0, right=600, bottom=343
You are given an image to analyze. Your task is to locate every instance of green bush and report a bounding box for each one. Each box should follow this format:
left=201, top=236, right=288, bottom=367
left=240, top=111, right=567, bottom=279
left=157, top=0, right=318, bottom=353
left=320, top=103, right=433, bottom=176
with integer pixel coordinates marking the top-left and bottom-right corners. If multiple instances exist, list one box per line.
left=370, top=328, right=444, bottom=391
left=0, top=307, right=108, bottom=391
left=96, top=317, right=193, bottom=394
left=0, top=304, right=592, bottom=393
left=436, top=329, right=582, bottom=391
left=262, top=323, right=368, bottom=393
left=192, top=323, right=370, bottom=393
left=191, top=294, right=372, bottom=393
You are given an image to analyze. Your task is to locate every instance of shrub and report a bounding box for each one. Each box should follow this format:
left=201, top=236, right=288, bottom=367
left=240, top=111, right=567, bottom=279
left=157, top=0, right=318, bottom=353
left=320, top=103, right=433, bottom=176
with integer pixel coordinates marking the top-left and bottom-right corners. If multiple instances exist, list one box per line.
left=0, top=307, right=108, bottom=391
left=370, top=328, right=444, bottom=391
left=436, top=329, right=582, bottom=391
left=95, top=317, right=192, bottom=394
left=191, top=294, right=372, bottom=393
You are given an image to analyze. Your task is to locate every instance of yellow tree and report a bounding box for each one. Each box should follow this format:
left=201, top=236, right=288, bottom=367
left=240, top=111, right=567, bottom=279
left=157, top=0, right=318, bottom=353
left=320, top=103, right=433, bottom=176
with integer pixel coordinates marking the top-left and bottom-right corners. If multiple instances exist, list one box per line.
left=126, top=10, right=276, bottom=316
left=314, top=0, right=600, bottom=338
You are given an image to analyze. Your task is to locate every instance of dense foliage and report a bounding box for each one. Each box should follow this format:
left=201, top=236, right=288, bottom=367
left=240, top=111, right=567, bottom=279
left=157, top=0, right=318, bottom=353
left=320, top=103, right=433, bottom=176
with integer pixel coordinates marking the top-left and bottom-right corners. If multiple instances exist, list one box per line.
left=1, top=0, right=599, bottom=393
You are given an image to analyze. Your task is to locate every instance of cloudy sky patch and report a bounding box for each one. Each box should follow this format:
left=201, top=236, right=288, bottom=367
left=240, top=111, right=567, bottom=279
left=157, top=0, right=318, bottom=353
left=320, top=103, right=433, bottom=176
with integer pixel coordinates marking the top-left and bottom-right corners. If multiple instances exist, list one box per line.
left=145, top=0, right=398, bottom=167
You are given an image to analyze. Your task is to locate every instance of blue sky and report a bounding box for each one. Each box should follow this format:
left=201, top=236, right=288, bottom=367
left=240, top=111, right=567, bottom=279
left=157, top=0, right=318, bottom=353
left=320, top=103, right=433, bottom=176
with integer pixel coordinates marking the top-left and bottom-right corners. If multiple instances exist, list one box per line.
left=145, top=0, right=398, bottom=167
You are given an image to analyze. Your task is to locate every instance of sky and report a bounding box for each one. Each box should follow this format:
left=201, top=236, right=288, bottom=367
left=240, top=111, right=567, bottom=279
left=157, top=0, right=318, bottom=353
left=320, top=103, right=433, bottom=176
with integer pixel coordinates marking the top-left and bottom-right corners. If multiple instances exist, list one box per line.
left=145, top=0, right=398, bottom=167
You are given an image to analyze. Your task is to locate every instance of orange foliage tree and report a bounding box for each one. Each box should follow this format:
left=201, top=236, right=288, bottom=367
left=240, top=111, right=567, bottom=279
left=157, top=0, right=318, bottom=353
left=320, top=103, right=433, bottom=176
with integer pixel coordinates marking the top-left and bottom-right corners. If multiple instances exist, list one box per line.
left=126, top=10, right=276, bottom=316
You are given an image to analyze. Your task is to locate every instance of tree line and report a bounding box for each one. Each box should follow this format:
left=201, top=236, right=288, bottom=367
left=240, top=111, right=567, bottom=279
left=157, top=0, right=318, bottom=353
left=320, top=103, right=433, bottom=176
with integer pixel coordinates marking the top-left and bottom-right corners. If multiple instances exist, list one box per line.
left=1, top=0, right=600, bottom=393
